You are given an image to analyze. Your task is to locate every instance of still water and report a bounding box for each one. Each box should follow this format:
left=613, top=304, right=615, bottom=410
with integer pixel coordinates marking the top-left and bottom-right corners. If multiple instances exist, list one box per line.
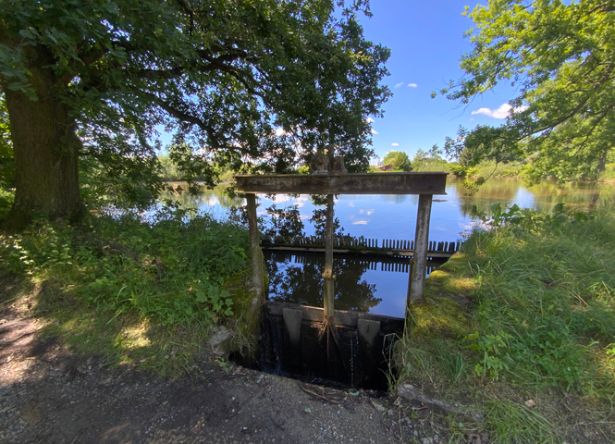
left=163, top=179, right=614, bottom=241
left=162, top=179, right=614, bottom=318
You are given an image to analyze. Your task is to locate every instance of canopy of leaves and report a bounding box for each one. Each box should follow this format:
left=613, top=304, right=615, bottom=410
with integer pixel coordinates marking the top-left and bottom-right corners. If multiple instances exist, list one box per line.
left=444, top=125, right=522, bottom=167
left=446, top=0, right=614, bottom=182
left=382, top=150, right=412, bottom=171
left=0, top=0, right=389, bottom=205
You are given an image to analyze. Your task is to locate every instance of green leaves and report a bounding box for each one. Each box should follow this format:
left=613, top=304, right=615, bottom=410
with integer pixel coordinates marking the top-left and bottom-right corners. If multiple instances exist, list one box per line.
left=382, top=150, right=412, bottom=171
left=448, top=0, right=615, bottom=182
left=1, top=1, right=389, bottom=217
left=0, top=211, right=249, bottom=328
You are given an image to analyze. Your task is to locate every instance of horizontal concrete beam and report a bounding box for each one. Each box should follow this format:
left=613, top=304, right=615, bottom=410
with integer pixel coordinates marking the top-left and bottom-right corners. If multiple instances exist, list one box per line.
left=266, top=301, right=405, bottom=327
left=235, top=172, right=447, bottom=195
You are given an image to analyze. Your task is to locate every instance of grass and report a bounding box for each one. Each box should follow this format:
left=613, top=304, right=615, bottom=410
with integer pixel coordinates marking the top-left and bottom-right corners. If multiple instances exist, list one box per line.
left=0, top=188, right=13, bottom=220
left=0, top=211, right=256, bottom=376
left=601, top=162, right=615, bottom=182
left=398, top=203, right=615, bottom=442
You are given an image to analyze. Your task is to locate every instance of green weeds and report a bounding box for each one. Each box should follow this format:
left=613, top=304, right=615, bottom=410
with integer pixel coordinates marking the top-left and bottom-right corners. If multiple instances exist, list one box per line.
left=0, top=212, right=252, bottom=375
left=399, top=203, right=615, bottom=442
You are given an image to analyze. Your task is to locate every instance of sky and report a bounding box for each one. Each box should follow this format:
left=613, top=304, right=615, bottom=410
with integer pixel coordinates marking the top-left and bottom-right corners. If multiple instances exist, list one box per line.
left=360, top=0, right=517, bottom=161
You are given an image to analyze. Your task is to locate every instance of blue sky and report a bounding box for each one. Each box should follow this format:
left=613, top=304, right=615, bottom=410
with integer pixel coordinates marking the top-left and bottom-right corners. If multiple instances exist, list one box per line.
left=360, top=1, right=517, bottom=161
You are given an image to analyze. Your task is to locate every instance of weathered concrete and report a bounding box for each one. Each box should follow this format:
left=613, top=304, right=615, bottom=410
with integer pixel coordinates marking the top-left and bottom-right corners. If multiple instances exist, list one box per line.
left=235, top=172, right=447, bottom=195
left=246, top=193, right=265, bottom=313
left=323, top=194, right=335, bottom=322
left=282, top=308, right=304, bottom=347
left=238, top=171, right=448, bottom=308
left=266, top=301, right=405, bottom=328
left=407, top=194, right=433, bottom=306
left=357, top=319, right=381, bottom=348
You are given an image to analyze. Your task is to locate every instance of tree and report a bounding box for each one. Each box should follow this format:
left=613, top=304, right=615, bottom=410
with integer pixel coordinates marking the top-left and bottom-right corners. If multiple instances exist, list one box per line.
left=382, top=150, right=412, bottom=171
left=446, top=0, right=614, bottom=182
left=443, top=125, right=521, bottom=167
left=0, top=0, right=389, bottom=226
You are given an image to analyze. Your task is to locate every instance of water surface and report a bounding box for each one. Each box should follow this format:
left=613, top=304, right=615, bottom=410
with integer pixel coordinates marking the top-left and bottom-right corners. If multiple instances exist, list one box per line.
left=161, top=179, right=614, bottom=317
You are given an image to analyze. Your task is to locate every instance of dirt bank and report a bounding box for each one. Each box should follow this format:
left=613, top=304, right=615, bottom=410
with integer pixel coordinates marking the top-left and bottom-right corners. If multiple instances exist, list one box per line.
left=0, top=294, right=444, bottom=444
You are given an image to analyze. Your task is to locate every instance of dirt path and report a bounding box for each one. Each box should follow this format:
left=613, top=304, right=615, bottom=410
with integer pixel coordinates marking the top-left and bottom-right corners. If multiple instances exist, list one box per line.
left=0, top=296, right=436, bottom=444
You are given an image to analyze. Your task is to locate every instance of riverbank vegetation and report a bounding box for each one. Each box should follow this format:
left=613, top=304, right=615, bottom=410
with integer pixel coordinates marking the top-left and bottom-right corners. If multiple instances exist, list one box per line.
left=0, top=213, right=253, bottom=376
left=399, top=204, right=615, bottom=442
left=1, top=0, right=613, bottom=441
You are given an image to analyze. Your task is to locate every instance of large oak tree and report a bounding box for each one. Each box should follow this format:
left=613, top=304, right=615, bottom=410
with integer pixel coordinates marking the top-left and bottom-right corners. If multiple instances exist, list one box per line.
left=0, top=0, right=389, bottom=226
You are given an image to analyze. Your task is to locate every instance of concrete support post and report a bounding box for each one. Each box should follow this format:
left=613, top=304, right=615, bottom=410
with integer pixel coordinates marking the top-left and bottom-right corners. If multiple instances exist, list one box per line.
left=407, top=194, right=433, bottom=308
left=323, top=193, right=335, bottom=322
left=246, top=193, right=265, bottom=311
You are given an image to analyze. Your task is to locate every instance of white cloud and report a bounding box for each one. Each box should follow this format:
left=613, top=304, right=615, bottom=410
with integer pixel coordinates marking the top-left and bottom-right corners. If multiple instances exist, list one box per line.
left=471, top=103, right=528, bottom=119
left=407, top=83, right=418, bottom=88
left=274, top=127, right=286, bottom=136
left=366, top=117, right=375, bottom=124
left=371, top=128, right=379, bottom=135
left=352, top=220, right=369, bottom=225
left=391, top=142, right=400, bottom=147
left=394, top=82, right=404, bottom=89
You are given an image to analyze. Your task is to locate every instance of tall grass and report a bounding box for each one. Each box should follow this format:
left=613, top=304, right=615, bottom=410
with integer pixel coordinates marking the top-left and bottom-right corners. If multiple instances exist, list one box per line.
left=399, top=203, right=615, bottom=442
left=0, top=212, right=253, bottom=375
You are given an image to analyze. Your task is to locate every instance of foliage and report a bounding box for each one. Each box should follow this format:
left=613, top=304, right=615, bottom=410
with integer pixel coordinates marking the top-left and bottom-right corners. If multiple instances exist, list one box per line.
left=0, top=0, right=390, bottom=217
left=411, top=146, right=455, bottom=172
left=262, top=204, right=304, bottom=243
left=80, top=152, right=164, bottom=211
left=399, top=203, right=615, bottom=442
left=410, top=157, right=453, bottom=173
left=0, top=188, right=12, bottom=219
left=382, top=150, right=412, bottom=171
left=0, top=212, right=252, bottom=374
left=602, top=162, right=615, bottom=181
left=0, top=94, right=12, bottom=188
left=444, top=125, right=523, bottom=168
left=446, top=0, right=615, bottom=182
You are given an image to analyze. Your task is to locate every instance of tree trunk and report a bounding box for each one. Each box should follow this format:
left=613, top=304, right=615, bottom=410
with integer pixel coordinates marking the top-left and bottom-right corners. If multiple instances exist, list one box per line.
left=3, top=66, right=82, bottom=228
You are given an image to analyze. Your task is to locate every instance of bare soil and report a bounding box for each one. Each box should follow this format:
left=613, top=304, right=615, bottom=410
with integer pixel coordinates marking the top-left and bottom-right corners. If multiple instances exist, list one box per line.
left=0, top=294, right=445, bottom=444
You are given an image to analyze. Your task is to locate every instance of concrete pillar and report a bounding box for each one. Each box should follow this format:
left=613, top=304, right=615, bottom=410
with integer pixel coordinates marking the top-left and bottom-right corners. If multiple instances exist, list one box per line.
left=323, top=193, right=335, bottom=322
left=283, top=308, right=303, bottom=347
left=407, top=194, right=433, bottom=307
left=246, top=193, right=265, bottom=310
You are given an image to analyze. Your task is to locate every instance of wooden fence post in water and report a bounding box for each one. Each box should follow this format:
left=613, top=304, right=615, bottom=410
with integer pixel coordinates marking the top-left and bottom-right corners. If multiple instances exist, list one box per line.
left=407, top=194, right=433, bottom=307
left=323, top=193, right=335, bottom=322
left=246, top=193, right=265, bottom=312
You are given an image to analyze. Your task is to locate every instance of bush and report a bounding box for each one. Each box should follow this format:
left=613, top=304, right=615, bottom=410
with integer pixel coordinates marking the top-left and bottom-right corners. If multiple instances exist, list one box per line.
left=399, top=203, right=615, bottom=441
left=0, top=211, right=252, bottom=374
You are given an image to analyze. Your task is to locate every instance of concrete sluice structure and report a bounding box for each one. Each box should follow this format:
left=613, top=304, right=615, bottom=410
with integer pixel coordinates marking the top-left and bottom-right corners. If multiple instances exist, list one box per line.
left=234, top=172, right=448, bottom=389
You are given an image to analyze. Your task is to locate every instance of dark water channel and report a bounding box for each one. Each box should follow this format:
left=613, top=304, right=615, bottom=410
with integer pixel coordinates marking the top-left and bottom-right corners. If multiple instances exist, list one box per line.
left=231, top=252, right=447, bottom=390
left=255, top=301, right=404, bottom=390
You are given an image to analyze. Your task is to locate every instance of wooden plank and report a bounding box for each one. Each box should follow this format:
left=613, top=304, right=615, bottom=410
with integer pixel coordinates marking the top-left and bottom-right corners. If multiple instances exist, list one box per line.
left=261, top=245, right=454, bottom=259
left=235, top=172, right=447, bottom=195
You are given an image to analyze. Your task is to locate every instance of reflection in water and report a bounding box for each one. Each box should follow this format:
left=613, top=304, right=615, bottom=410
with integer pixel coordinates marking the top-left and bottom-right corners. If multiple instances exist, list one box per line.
left=160, top=179, right=615, bottom=242
left=266, top=251, right=441, bottom=318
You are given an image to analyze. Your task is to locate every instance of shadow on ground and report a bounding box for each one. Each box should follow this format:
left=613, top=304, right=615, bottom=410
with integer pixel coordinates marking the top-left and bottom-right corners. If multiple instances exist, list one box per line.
left=0, top=290, right=431, bottom=444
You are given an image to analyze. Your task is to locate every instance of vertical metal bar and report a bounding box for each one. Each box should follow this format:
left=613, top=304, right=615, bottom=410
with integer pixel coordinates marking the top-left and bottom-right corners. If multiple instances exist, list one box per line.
left=323, top=193, right=335, bottom=322
left=246, top=193, right=265, bottom=311
left=407, top=194, right=433, bottom=307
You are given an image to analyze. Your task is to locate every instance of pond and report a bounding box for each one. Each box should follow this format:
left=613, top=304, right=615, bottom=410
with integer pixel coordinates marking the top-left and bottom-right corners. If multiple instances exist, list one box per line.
left=162, top=178, right=614, bottom=241
left=160, top=178, right=614, bottom=318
